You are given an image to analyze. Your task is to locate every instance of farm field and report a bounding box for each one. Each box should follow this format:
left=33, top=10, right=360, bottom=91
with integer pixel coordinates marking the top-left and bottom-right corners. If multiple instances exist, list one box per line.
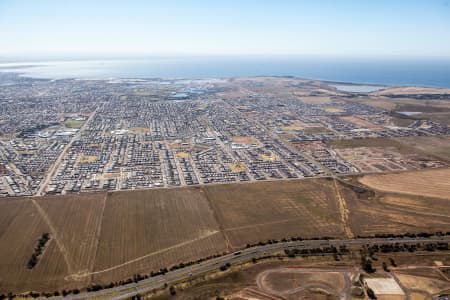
left=1, top=176, right=450, bottom=294
left=203, top=180, right=346, bottom=248
left=0, top=188, right=228, bottom=293
left=358, top=167, right=450, bottom=200
left=341, top=178, right=450, bottom=236
left=0, top=198, right=68, bottom=293
left=91, top=187, right=228, bottom=284
left=36, top=193, right=107, bottom=286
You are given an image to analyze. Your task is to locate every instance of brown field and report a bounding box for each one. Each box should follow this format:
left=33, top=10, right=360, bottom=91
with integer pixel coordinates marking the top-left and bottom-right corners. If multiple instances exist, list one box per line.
left=395, top=273, right=450, bottom=295
left=78, top=155, right=98, bottom=163
left=203, top=180, right=345, bottom=248
left=0, top=199, right=53, bottom=292
left=341, top=181, right=450, bottom=236
left=229, top=162, right=247, bottom=172
left=290, top=120, right=323, bottom=128
left=329, top=135, right=450, bottom=163
left=396, top=135, right=450, bottom=162
left=410, top=292, right=429, bottom=300
left=281, top=125, right=305, bottom=131
left=259, top=152, right=279, bottom=161
left=335, top=146, right=446, bottom=173
left=299, top=96, right=332, bottom=104
left=302, top=126, right=333, bottom=134
left=359, top=168, right=450, bottom=200
left=36, top=194, right=106, bottom=279
left=91, top=188, right=227, bottom=284
left=372, top=86, right=450, bottom=96
left=339, top=116, right=382, bottom=129
left=1, top=176, right=450, bottom=294
left=232, top=136, right=259, bottom=145
left=175, top=151, right=190, bottom=158
left=323, top=106, right=344, bottom=113
left=358, top=99, right=397, bottom=110
left=259, top=270, right=346, bottom=295
left=420, top=112, right=450, bottom=125
left=0, top=188, right=228, bottom=293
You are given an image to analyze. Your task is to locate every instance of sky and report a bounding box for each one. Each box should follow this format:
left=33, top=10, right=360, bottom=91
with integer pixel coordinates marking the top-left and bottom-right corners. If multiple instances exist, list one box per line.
left=0, top=0, right=450, bottom=59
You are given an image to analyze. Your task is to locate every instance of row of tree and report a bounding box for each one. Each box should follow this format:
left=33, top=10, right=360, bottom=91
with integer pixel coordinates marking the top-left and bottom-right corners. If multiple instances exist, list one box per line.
left=5, top=232, right=449, bottom=299
left=27, top=233, right=50, bottom=269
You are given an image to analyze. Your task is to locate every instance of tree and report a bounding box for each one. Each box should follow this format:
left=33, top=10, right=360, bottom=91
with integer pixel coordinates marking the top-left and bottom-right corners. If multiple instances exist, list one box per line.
left=389, top=257, right=397, bottom=267
left=362, top=256, right=375, bottom=273
left=367, top=288, right=377, bottom=299
left=169, top=286, right=176, bottom=296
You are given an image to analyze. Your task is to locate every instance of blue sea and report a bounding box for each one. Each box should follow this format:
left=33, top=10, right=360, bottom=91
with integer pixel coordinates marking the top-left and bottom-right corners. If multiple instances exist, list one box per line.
left=1, top=56, right=450, bottom=88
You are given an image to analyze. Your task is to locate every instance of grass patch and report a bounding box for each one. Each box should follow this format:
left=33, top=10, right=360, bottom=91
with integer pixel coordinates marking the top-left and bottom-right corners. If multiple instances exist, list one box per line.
left=65, top=120, right=84, bottom=128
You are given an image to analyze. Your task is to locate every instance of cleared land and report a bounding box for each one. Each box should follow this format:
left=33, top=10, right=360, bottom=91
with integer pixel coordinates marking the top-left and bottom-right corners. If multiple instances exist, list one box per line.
left=395, top=273, right=449, bottom=295
left=91, top=188, right=228, bottom=284
left=359, top=168, right=450, bottom=200
left=203, top=180, right=345, bottom=248
left=335, top=146, right=445, bottom=172
left=338, top=116, right=382, bottom=129
left=371, top=86, right=450, bottom=96
left=259, top=269, right=347, bottom=296
left=1, top=177, right=450, bottom=293
left=329, top=135, right=450, bottom=163
left=0, top=188, right=228, bottom=293
left=0, top=198, right=70, bottom=293
left=341, top=179, right=450, bottom=236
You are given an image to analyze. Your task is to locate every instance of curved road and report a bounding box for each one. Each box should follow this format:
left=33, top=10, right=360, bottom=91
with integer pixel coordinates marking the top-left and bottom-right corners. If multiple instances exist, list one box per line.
left=57, top=236, right=450, bottom=300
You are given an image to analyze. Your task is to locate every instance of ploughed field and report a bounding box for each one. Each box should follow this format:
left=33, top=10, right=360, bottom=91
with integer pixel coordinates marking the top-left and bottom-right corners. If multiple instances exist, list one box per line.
left=1, top=174, right=450, bottom=293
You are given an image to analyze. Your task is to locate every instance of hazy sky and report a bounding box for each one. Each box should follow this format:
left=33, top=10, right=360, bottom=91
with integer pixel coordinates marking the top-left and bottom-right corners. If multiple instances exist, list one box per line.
left=1, top=0, right=450, bottom=58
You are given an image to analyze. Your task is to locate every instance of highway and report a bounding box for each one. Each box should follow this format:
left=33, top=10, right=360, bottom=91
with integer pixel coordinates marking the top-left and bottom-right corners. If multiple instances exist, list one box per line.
left=61, top=236, right=450, bottom=300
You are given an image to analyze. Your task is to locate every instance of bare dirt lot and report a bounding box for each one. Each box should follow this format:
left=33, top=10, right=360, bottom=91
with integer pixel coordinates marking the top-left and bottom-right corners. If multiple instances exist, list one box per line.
left=329, top=135, right=450, bottom=163
left=258, top=268, right=348, bottom=296
left=335, top=146, right=446, bottom=172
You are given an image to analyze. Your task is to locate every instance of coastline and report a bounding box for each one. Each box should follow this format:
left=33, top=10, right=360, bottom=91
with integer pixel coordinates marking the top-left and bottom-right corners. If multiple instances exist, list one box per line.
left=1, top=58, right=450, bottom=88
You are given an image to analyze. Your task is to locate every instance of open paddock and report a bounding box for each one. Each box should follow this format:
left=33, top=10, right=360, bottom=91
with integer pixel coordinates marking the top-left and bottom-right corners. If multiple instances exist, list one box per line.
left=359, top=168, right=450, bottom=200
left=203, top=180, right=345, bottom=248
left=91, top=188, right=228, bottom=284
left=341, top=181, right=450, bottom=236
left=1, top=176, right=450, bottom=294
left=339, top=116, right=382, bottom=129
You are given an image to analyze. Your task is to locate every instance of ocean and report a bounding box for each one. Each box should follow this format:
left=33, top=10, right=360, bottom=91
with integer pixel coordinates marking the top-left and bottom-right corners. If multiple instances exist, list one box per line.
left=1, top=56, right=450, bottom=88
